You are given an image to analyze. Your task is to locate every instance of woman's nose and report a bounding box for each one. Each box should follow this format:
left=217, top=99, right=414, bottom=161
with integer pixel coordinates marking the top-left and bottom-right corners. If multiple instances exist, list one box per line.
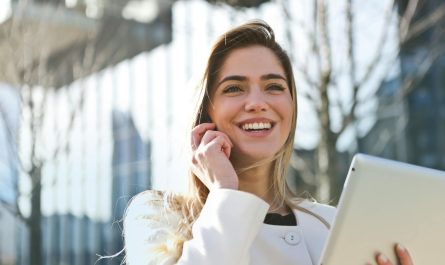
left=244, top=89, right=268, bottom=112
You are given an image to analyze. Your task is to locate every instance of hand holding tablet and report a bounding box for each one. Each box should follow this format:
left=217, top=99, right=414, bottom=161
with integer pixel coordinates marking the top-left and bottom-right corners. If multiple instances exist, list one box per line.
left=320, top=154, right=445, bottom=265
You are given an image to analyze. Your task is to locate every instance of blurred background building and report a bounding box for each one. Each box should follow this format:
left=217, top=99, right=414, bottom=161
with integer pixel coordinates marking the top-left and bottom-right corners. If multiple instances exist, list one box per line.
left=0, top=0, right=443, bottom=264
left=361, top=0, right=445, bottom=170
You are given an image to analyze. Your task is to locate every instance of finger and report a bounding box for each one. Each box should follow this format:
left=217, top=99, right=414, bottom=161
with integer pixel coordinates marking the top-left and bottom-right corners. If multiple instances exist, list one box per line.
left=219, top=136, right=232, bottom=158
left=191, top=123, right=216, bottom=150
left=207, top=135, right=231, bottom=158
left=213, top=132, right=232, bottom=157
left=201, top=130, right=232, bottom=147
left=376, top=253, right=392, bottom=265
left=395, top=244, right=413, bottom=265
left=219, top=133, right=233, bottom=149
left=201, top=132, right=231, bottom=157
left=200, top=130, right=219, bottom=146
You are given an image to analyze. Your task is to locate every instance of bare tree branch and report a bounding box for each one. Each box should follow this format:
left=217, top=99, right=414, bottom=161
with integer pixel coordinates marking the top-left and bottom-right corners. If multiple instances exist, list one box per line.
left=280, top=0, right=319, bottom=68
left=316, top=0, right=333, bottom=125
left=337, top=0, right=396, bottom=138
left=346, top=0, right=356, bottom=88
left=317, top=0, right=332, bottom=82
left=334, top=0, right=358, bottom=138
left=284, top=0, right=444, bottom=202
left=395, top=45, right=445, bottom=102
left=353, top=0, right=444, bottom=107
left=0, top=198, right=25, bottom=223
left=399, top=0, right=419, bottom=41
left=0, top=199, right=15, bottom=214
left=280, top=0, right=320, bottom=105
left=294, top=65, right=320, bottom=102
left=403, top=4, right=445, bottom=42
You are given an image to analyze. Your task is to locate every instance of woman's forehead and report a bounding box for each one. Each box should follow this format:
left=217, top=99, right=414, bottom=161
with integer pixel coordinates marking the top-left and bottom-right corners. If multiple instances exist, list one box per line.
left=217, top=45, right=286, bottom=80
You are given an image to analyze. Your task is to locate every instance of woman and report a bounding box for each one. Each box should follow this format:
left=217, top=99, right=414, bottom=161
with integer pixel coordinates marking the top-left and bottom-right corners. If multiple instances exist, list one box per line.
left=123, top=20, right=413, bottom=265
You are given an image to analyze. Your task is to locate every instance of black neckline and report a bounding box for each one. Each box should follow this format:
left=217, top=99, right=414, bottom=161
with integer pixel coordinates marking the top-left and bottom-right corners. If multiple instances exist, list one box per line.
left=264, top=212, right=297, bottom=226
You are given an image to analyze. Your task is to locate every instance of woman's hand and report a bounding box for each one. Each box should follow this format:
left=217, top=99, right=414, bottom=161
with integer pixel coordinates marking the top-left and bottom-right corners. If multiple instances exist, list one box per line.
left=191, top=123, right=239, bottom=190
left=374, top=244, right=413, bottom=265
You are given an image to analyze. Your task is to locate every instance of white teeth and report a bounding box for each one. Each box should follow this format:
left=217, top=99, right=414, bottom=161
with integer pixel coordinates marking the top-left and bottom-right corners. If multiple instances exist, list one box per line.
left=242, top=122, right=272, bottom=131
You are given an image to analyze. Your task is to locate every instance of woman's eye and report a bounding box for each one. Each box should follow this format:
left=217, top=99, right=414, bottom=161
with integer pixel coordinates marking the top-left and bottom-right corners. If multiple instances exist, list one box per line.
left=267, top=84, right=285, bottom=91
left=223, top=86, right=242, bottom=93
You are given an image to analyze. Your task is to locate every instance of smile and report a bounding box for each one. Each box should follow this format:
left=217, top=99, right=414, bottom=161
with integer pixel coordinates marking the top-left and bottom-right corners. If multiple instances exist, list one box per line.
left=241, top=122, right=272, bottom=131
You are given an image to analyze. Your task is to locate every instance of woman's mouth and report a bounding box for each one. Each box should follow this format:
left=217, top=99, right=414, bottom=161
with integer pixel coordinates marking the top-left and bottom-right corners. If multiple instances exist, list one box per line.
left=241, top=122, right=272, bottom=131
left=239, top=121, right=274, bottom=133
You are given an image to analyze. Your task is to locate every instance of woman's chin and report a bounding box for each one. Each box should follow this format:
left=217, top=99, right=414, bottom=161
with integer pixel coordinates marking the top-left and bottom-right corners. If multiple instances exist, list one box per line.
left=231, top=149, right=278, bottom=165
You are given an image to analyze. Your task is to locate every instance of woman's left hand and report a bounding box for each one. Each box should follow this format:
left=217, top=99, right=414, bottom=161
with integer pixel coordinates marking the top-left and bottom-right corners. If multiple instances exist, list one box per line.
left=375, top=244, right=413, bottom=265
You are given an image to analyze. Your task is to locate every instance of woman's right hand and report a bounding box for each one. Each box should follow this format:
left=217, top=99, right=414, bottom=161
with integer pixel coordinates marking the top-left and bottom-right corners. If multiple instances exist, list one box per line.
left=373, top=244, right=413, bottom=265
left=191, top=123, right=239, bottom=191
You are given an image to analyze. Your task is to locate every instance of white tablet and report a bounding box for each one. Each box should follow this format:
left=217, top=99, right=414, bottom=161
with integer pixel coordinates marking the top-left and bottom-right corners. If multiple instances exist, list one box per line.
left=319, top=154, right=445, bottom=265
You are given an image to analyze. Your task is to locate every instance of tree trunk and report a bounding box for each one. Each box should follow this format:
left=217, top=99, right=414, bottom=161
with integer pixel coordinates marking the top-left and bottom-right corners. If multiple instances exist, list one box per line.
left=315, top=0, right=338, bottom=203
left=316, top=125, right=340, bottom=203
left=316, top=138, right=330, bottom=202
left=29, top=164, right=43, bottom=265
left=317, top=67, right=338, bottom=202
left=327, top=137, right=341, bottom=203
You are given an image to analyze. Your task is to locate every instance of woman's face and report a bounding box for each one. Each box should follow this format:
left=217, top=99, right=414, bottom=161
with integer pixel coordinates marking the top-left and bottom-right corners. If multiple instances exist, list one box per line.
left=208, top=45, right=293, bottom=163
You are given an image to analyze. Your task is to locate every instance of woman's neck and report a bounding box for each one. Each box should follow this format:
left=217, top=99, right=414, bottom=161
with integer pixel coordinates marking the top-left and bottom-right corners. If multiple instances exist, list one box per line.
left=238, top=165, right=272, bottom=202
left=235, top=161, right=290, bottom=215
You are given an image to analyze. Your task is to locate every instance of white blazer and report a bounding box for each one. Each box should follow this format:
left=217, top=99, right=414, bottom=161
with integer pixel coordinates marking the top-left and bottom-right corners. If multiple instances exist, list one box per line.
left=124, top=189, right=336, bottom=265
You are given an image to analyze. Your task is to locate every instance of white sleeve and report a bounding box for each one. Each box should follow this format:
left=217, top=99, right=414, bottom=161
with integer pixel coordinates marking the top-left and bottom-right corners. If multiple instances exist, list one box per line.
left=177, top=189, right=269, bottom=265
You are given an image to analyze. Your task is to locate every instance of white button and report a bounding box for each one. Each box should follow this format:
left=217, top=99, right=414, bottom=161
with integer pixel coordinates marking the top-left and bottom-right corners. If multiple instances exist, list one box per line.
left=284, top=232, right=301, bottom=245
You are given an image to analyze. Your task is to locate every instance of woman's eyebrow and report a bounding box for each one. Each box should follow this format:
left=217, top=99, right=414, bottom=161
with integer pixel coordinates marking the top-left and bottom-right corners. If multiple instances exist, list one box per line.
left=216, top=73, right=287, bottom=88
left=261, top=73, right=287, bottom=81
left=216, top=75, right=246, bottom=87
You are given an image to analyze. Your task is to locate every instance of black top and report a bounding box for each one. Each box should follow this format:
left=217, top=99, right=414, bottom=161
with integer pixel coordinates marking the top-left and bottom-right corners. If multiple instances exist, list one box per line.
left=263, top=212, right=297, bottom=226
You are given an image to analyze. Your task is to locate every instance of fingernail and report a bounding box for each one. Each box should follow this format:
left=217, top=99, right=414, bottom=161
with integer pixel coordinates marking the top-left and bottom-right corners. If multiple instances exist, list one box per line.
left=396, top=243, right=406, bottom=252
left=378, top=254, right=389, bottom=263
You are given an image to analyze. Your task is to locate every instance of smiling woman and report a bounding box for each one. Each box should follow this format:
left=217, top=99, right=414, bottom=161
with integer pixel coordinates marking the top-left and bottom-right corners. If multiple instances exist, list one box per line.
left=122, top=20, right=414, bottom=265
left=208, top=45, right=293, bottom=165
